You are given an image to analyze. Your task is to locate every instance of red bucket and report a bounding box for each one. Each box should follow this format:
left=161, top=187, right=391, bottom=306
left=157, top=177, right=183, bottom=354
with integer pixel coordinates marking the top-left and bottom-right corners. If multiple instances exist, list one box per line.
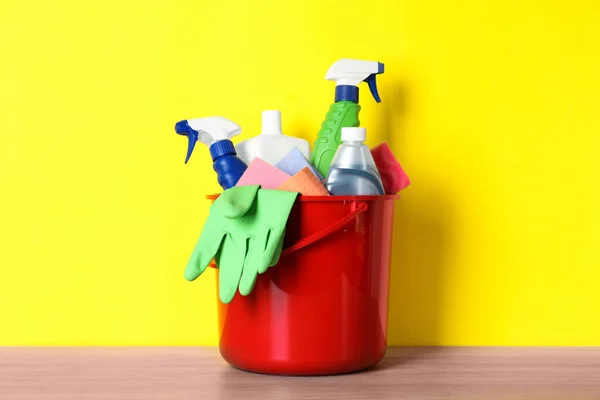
left=208, top=194, right=399, bottom=375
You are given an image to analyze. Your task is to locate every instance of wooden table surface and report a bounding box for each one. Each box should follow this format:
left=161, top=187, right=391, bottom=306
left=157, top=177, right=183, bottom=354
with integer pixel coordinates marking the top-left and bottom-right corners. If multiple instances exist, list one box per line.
left=1, top=347, right=599, bottom=399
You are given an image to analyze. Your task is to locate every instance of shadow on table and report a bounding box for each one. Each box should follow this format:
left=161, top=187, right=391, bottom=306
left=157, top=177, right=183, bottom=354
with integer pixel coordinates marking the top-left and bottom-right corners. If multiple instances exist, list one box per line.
left=366, top=346, right=442, bottom=372
left=212, top=347, right=442, bottom=400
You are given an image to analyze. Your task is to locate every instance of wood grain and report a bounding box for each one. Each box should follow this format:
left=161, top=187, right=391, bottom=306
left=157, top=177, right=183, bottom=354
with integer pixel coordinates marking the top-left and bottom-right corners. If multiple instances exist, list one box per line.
left=0, top=347, right=599, bottom=399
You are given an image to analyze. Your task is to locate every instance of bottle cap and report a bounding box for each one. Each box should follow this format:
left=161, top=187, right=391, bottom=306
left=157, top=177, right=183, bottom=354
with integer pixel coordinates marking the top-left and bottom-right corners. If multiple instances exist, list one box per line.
left=341, top=127, right=366, bottom=142
left=209, top=140, right=236, bottom=161
left=261, top=110, right=283, bottom=135
left=335, top=85, right=359, bottom=102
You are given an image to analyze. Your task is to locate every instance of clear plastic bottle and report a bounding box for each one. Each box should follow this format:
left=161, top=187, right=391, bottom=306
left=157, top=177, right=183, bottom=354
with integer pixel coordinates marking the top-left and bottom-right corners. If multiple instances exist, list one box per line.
left=324, top=127, right=385, bottom=196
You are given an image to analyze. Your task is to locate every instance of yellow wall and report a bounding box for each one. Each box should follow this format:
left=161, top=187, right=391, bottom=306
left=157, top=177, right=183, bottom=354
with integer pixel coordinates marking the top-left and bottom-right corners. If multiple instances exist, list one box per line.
left=1, top=0, right=599, bottom=346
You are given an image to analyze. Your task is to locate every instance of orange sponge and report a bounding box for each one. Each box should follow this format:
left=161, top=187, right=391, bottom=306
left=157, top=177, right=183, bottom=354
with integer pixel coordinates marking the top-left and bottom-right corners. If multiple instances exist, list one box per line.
left=278, top=167, right=330, bottom=196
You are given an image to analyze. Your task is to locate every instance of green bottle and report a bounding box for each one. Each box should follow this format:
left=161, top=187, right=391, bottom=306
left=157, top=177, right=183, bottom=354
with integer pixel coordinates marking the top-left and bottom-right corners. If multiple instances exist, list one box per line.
left=310, top=59, right=385, bottom=178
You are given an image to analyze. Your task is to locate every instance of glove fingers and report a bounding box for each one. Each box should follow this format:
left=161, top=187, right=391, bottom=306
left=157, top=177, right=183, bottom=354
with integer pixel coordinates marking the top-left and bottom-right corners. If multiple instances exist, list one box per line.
left=239, top=228, right=285, bottom=297
left=238, top=234, right=266, bottom=296
left=238, top=264, right=257, bottom=297
left=268, top=229, right=286, bottom=268
left=257, top=228, right=286, bottom=274
left=216, top=234, right=247, bottom=304
left=184, top=232, right=224, bottom=281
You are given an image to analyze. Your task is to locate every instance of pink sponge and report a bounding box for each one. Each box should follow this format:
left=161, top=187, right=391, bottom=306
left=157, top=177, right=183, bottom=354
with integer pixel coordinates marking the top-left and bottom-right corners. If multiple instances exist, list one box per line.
left=371, top=142, right=410, bottom=194
left=235, top=157, right=290, bottom=189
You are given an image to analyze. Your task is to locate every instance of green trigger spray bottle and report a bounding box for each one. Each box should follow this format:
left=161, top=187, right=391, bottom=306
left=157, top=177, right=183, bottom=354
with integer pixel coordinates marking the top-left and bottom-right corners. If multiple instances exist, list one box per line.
left=310, top=59, right=384, bottom=178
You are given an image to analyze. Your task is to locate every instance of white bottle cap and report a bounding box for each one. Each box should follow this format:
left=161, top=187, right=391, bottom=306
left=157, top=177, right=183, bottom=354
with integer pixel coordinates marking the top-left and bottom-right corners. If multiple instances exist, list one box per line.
left=341, top=127, right=366, bottom=142
left=261, top=110, right=283, bottom=135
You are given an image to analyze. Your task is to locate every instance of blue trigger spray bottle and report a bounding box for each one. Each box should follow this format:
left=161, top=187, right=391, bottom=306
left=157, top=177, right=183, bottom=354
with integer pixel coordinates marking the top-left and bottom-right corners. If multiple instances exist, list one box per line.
left=175, top=116, right=247, bottom=190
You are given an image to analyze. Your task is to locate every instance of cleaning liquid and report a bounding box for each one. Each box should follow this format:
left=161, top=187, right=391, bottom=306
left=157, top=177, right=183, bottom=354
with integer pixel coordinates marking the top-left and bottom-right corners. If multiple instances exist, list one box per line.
left=236, top=110, right=310, bottom=166
left=174, top=116, right=247, bottom=190
left=310, top=58, right=384, bottom=178
left=324, top=127, right=384, bottom=196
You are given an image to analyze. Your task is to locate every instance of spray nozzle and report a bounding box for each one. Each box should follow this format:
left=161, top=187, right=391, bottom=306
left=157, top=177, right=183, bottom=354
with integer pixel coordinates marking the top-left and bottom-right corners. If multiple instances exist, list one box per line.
left=174, top=116, right=242, bottom=163
left=326, top=58, right=384, bottom=103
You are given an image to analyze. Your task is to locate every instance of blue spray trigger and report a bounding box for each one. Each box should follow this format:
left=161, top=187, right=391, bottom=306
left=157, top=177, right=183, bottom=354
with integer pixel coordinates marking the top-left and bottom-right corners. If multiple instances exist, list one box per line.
left=184, top=132, right=198, bottom=163
left=175, top=120, right=199, bottom=163
left=362, top=62, right=384, bottom=103
left=364, top=74, right=381, bottom=103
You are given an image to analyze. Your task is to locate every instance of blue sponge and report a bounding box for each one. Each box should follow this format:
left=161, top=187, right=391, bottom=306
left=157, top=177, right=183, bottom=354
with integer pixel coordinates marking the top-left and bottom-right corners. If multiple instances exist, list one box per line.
left=276, top=147, right=324, bottom=181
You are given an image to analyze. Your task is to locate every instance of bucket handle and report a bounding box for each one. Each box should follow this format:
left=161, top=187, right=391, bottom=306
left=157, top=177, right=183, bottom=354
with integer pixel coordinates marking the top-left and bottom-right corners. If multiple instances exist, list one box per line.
left=208, top=201, right=369, bottom=268
left=280, top=201, right=369, bottom=257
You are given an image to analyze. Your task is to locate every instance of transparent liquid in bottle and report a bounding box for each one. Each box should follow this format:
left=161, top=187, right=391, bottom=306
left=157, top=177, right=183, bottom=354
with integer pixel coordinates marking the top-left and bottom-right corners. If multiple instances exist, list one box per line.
left=325, top=141, right=385, bottom=196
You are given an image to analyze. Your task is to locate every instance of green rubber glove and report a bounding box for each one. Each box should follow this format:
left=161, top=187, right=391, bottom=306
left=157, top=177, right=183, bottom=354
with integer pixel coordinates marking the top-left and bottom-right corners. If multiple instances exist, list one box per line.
left=184, top=185, right=260, bottom=303
left=184, top=185, right=297, bottom=304
left=238, top=189, right=297, bottom=297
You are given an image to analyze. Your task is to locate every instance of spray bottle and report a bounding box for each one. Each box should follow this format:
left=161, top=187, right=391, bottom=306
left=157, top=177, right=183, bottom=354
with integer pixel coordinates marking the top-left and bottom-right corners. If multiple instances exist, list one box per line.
left=310, top=58, right=384, bottom=178
left=175, top=116, right=247, bottom=190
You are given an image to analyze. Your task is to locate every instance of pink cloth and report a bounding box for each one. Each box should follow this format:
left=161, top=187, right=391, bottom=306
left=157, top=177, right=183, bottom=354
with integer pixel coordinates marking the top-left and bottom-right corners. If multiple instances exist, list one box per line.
left=236, top=157, right=291, bottom=189
left=278, top=167, right=330, bottom=196
left=371, top=142, right=410, bottom=194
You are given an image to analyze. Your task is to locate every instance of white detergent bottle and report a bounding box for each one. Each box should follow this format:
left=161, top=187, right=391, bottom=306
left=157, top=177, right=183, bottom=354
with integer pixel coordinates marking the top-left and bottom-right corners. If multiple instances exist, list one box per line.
left=236, top=110, right=310, bottom=166
left=325, top=127, right=385, bottom=196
